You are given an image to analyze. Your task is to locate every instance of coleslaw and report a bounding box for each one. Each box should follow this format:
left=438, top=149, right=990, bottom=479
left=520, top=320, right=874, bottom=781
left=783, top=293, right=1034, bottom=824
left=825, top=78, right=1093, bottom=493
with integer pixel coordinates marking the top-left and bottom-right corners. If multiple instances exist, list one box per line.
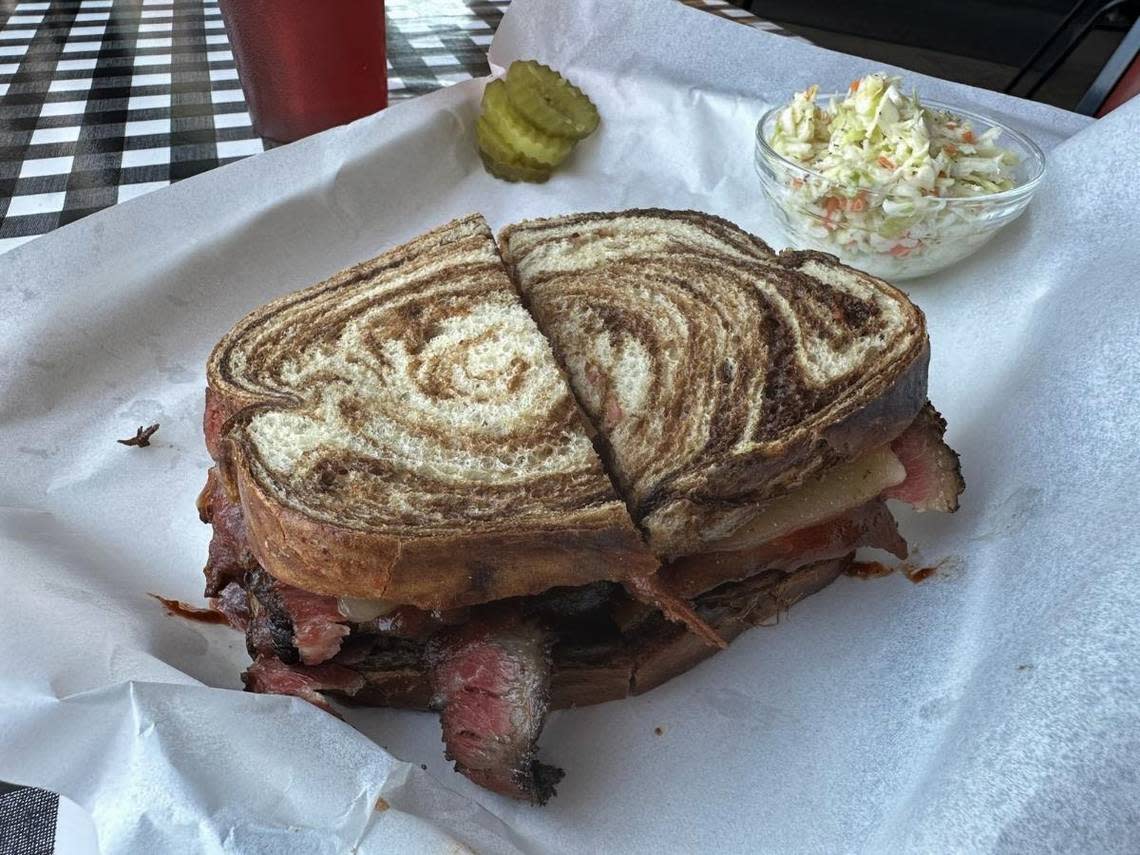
left=762, top=73, right=1024, bottom=276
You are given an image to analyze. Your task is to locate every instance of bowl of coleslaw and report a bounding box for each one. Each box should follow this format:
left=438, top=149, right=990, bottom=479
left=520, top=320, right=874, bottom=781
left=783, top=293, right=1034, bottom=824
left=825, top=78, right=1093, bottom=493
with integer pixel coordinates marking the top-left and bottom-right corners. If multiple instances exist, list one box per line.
left=754, top=74, right=1046, bottom=280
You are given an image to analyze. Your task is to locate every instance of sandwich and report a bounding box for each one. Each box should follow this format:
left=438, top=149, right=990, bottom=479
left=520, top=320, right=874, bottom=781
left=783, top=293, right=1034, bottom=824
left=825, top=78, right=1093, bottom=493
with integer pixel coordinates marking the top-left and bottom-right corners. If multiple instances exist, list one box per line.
left=197, top=209, right=963, bottom=803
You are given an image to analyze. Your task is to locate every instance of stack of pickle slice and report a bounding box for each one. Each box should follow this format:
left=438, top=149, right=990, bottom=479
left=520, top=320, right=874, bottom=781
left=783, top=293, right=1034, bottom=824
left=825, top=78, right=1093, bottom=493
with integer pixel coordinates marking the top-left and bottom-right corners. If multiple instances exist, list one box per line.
left=476, top=61, right=600, bottom=183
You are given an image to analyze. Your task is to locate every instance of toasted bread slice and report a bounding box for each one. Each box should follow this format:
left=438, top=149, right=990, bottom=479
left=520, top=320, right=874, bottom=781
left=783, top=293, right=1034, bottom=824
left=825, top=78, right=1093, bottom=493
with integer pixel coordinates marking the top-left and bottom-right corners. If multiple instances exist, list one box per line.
left=500, top=210, right=929, bottom=558
left=207, top=214, right=656, bottom=607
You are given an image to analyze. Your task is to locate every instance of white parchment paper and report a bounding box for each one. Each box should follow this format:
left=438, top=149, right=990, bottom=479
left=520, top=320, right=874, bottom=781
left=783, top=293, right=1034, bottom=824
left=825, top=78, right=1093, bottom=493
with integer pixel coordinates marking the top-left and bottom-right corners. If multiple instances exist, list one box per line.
left=2, top=0, right=1137, bottom=851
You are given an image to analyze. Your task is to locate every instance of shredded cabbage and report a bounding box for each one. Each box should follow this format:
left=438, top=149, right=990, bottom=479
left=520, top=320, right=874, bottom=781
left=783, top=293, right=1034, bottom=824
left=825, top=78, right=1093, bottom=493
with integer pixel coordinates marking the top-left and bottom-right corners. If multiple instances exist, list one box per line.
left=765, top=73, right=1021, bottom=275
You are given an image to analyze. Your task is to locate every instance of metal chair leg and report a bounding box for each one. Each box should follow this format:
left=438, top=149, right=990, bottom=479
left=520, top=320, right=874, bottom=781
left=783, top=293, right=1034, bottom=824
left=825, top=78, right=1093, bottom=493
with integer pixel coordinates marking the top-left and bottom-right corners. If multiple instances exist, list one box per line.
left=1024, top=0, right=1131, bottom=98
left=1005, top=0, right=1093, bottom=94
left=1075, top=16, right=1140, bottom=113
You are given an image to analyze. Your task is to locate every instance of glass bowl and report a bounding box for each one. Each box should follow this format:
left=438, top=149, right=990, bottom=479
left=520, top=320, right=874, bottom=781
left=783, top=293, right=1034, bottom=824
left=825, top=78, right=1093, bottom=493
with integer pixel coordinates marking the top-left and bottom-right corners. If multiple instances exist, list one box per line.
left=754, top=98, right=1046, bottom=280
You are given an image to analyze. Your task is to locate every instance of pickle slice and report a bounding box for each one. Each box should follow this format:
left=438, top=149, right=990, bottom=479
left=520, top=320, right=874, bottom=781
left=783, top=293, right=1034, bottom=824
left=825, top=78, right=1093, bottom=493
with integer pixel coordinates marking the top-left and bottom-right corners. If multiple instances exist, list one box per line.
left=478, top=151, right=552, bottom=184
left=475, top=115, right=543, bottom=171
left=475, top=115, right=552, bottom=183
left=505, top=60, right=599, bottom=141
left=482, top=79, right=572, bottom=167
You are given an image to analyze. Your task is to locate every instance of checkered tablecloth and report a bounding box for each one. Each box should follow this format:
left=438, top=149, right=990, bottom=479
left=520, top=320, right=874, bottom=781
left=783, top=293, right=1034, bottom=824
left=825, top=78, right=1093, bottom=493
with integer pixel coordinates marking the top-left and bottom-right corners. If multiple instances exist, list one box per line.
left=0, top=0, right=798, bottom=254
left=0, top=783, right=58, bottom=855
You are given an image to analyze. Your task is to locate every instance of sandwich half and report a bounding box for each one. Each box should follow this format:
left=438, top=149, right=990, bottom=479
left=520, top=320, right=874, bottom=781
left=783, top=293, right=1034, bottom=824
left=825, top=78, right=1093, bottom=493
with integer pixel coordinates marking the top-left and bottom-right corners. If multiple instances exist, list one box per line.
left=201, top=214, right=659, bottom=801
left=203, top=213, right=653, bottom=609
left=499, top=208, right=963, bottom=611
left=198, top=210, right=963, bottom=804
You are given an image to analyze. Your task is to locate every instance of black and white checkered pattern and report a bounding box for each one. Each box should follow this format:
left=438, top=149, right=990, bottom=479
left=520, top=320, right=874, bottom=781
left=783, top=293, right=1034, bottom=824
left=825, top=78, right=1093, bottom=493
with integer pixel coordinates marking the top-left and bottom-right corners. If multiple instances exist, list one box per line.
left=0, top=783, right=58, bottom=855
left=384, top=0, right=506, bottom=100
left=0, top=0, right=795, bottom=253
left=0, top=0, right=261, bottom=252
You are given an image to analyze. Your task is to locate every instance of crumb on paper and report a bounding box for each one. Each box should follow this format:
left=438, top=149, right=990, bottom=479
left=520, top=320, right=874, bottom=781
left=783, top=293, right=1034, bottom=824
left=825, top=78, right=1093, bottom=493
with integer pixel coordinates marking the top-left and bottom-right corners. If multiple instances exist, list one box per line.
left=654, top=726, right=666, bottom=736
left=118, top=423, right=160, bottom=447
left=375, top=797, right=390, bottom=812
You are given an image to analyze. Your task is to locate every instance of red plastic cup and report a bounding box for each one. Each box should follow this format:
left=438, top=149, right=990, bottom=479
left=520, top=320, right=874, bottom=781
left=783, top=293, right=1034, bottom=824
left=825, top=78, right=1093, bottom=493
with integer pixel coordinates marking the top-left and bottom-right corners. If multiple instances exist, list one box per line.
left=218, top=0, right=388, bottom=144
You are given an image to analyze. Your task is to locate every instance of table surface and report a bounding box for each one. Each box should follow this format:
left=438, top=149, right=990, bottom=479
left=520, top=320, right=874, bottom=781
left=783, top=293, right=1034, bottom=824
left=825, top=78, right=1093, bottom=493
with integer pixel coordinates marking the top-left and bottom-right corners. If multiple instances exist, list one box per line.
left=0, top=0, right=795, bottom=254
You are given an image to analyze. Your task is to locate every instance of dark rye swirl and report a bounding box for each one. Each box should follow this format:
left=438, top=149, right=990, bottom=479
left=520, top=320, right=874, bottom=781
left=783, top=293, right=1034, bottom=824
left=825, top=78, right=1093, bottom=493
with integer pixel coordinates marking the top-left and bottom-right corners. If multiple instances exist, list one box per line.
left=499, top=210, right=929, bottom=558
left=206, top=214, right=655, bottom=608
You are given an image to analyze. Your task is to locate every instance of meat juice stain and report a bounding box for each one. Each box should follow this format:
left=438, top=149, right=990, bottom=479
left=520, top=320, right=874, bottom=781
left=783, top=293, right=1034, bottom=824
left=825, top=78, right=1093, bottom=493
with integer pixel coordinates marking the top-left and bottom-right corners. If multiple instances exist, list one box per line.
left=150, top=594, right=228, bottom=624
left=904, top=565, right=937, bottom=583
left=847, top=560, right=944, bottom=583
left=903, top=555, right=955, bottom=583
left=847, top=561, right=894, bottom=579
